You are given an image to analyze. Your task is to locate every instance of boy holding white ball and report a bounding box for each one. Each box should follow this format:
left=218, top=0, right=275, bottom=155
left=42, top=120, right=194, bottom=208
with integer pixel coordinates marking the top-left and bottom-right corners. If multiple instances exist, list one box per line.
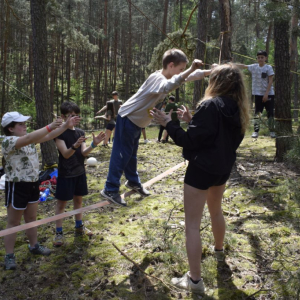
left=53, top=101, right=105, bottom=246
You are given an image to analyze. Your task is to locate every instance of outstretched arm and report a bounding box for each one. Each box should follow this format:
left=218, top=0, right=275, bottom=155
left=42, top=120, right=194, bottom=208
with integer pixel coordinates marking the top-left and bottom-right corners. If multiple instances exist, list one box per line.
left=81, top=131, right=106, bottom=157
left=38, top=116, right=81, bottom=143
left=15, top=116, right=80, bottom=149
left=96, top=105, right=107, bottom=115
left=235, top=63, right=248, bottom=69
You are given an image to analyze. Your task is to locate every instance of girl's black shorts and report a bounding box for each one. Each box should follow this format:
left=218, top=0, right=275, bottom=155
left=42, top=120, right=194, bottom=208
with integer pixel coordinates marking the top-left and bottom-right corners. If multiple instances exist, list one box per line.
left=184, top=163, right=230, bottom=190
left=5, top=181, right=40, bottom=210
left=106, top=123, right=116, bottom=131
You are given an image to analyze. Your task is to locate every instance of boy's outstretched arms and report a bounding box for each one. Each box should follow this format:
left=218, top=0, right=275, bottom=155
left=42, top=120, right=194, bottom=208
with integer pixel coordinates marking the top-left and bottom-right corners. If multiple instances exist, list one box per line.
left=15, top=116, right=80, bottom=149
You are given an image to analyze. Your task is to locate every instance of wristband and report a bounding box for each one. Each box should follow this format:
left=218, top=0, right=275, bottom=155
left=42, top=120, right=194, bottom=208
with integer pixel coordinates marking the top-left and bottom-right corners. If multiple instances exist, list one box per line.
left=91, top=141, right=97, bottom=148
left=71, top=144, right=77, bottom=150
left=46, top=125, right=52, bottom=132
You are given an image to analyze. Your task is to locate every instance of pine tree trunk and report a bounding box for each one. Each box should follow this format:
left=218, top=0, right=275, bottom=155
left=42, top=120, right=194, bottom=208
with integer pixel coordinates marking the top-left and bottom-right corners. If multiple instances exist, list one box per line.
left=61, top=38, right=64, bottom=103
left=49, top=36, right=55, bottom=110
left=290, top=0, right=298, bottom=122
left=162, top=0, right=169, bottom=40
left=265, top=22, right=273, bottom=57
left=274, top=17, right=292, bottom=161
left=103, top=0, right=108, bottom=102
left=113, top=24, right=118, bottom=90
left=125, top=1, right=132, bottom=99
left=66, top=48, right=71, bottom=100
left=193, top=0, right=207, bottom=109
left=179, top=0, right=183, bottom=28
left=218, top=0, right=232, bottom=62
left=30, top=0, right=58, bottom=166
left=1, top=3, right=10, bottom=128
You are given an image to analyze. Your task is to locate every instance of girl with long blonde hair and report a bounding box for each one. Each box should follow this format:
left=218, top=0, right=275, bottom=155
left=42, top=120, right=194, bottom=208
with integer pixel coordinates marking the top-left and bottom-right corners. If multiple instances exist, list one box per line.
left=151, top=63, right=250, bottom=294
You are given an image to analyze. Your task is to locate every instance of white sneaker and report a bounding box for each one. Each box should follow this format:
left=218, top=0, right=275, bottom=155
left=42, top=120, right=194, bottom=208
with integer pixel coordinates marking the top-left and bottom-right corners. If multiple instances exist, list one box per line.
left=270, top=132, right=276, bottom=138
left=171, top=271, right=205, bottom=294
left=251, top=132, right=259, bottom=138
left=144, top=139, right=150, bottom=144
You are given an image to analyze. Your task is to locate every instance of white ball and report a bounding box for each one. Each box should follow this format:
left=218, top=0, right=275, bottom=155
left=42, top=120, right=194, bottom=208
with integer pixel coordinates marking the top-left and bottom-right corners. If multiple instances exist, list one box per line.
left=87, top=157, right=98, bottom=166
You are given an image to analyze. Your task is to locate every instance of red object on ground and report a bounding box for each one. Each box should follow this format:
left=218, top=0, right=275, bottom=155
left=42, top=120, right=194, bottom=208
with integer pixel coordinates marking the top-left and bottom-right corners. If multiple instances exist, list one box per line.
left=39, top=176, right=57, bottom=191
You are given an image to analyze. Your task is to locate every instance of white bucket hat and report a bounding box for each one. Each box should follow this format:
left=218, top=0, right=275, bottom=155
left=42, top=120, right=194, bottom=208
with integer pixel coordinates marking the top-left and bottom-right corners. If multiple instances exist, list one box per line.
left=1, top=112, right=31, bottom=127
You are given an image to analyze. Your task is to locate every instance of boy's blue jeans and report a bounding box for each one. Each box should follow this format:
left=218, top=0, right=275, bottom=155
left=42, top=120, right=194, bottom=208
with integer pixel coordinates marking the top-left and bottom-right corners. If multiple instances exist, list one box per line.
left=105, top=115, right=142, bottom=193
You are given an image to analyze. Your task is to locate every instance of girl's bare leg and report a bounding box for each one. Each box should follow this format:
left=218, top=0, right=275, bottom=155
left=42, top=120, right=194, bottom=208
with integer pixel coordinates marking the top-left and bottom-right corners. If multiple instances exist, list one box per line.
left=184, top=183, right=207, bottom=281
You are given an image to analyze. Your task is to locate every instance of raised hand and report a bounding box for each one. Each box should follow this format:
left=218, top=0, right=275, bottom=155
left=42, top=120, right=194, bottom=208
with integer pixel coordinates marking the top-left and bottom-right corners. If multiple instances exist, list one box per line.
left=92, top=131, right=105, bottom=146
left=49, top=118, right=63, bottom=130
left=150, top=107, right=171, bottom=127
left=64, top=115, right=81, bottom=129
left=73, top=135, right=87, bottom=149
left=177, top=105, right=192, bottom=123
left=191, top=59, right=203, bottom=72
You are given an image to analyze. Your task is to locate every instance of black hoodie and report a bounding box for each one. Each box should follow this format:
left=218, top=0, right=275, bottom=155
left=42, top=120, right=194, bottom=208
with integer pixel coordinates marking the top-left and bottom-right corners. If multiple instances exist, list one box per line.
left=166, top=96, right=244, bottom=175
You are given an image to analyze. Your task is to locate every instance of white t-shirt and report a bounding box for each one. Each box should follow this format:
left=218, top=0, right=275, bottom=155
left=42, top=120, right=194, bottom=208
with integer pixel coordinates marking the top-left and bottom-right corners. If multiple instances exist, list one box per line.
left=247, top=63, right=275, bottom=96
left=118, top=69, right=205, bottom=128
left=2, top=136, right=39, bottom=182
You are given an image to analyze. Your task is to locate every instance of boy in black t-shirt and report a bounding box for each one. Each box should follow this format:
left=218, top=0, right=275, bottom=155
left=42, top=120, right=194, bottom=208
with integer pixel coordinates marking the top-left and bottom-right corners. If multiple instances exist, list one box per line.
left=53, top=102, right=105, bottom=246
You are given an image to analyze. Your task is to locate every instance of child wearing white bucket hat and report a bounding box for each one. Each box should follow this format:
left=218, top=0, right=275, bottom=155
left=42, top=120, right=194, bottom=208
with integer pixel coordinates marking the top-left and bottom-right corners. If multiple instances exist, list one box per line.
left=1, top=111, right=80, bottom=270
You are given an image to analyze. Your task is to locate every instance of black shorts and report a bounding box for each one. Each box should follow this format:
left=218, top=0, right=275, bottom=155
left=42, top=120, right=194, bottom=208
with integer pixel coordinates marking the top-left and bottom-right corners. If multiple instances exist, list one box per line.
left=55, top=173, right=88, bottom=201
left=106, top=123, right=115, bottom=131
left=254, top=95, right=275, bottom=118
left=5, top=181, right=40, bottom=210
left=184, top=163, right=230, bottom=190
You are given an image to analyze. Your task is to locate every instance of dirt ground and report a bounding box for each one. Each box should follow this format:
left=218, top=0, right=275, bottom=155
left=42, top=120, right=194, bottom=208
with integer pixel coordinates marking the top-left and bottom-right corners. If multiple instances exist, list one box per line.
left=0, top=127, right=300, bottom=300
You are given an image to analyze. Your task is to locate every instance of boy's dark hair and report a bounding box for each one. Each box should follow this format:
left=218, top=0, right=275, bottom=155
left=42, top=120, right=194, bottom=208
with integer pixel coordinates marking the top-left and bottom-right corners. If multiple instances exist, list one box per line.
left=112, top=91, right=118, bottom=96
left=162, top=49, right=189, bottom=69
left=169, top=95, right=175, bottom=102
left=60, top=101, right=80, bottom=115
left=3, top=121, right=17, bottom=136
left=257, top=50, right=268, bottom=57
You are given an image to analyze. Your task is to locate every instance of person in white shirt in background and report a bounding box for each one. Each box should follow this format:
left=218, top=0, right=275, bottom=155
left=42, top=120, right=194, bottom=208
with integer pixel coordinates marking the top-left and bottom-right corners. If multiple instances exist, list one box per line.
left=237, top=50, right=275, bottom=138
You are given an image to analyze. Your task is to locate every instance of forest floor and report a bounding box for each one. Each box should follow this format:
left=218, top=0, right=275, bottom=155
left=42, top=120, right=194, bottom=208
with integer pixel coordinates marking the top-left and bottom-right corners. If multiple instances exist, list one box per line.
left=0, top=124, right=300, bottom=300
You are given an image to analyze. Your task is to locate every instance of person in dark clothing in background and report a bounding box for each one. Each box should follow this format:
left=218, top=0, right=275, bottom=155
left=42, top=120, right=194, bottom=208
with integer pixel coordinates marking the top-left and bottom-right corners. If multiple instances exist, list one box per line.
left=160, top=95, right=179, bottom=143
left=151, top=63, right=250, bottom=294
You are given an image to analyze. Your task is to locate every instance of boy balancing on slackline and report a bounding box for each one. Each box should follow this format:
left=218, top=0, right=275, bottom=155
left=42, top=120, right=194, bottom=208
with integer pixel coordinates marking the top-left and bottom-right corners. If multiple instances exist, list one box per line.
left=100, top=48, right=213, bottom=206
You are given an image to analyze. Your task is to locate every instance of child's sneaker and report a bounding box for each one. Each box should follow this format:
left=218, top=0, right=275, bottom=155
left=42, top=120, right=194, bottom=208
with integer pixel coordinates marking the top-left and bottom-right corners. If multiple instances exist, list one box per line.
left=125, top=180, right=151, bottom=196
left=4, top=253, right=17, bottom=270
left=251, top=132, right=259, bottom=138
left=53, top=232, right=65, bottom=247
left=171, top=271, right=205, bottom=294
left=74, top=225, right=93, bottom=237
left=101, top=189, right=127, bottom=206
left=29, top=243, right=51, bottom=256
